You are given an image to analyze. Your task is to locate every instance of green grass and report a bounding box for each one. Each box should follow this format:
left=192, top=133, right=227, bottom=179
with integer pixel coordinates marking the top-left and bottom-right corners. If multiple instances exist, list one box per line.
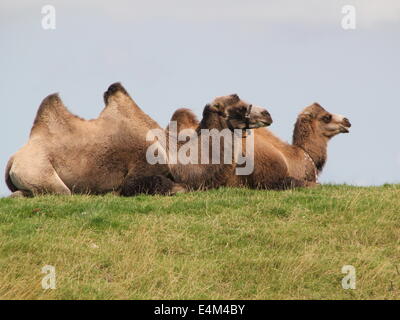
left=1, top=185, right=400, bottom=300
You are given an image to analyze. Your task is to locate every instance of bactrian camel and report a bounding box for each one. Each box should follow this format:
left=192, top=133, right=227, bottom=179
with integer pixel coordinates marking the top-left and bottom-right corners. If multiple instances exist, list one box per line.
left=5, top=83, right=183, bottom=197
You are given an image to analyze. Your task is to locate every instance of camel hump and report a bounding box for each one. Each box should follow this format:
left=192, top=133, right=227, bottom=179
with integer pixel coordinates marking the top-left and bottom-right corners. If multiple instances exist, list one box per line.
left=100, top=82, right=160, bottom=129
left=100, top=82, right=142, bottom=119
left=170, top=108, right=198, bottom=122
left=169, top=108, right=199, bottom=132
left=31, top=93, right=77, bottom=135
left=103, top=82, right=130, bottom=104
left=36, top=93, right=63, bottom=116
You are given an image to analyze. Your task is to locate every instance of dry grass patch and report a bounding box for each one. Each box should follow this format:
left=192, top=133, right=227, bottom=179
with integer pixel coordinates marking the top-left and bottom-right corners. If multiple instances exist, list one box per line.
left=0, top=185, right=400, bottom=299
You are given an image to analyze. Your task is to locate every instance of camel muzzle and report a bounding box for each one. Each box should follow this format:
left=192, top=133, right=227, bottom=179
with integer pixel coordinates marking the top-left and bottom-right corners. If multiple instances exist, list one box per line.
left=340, top=118, right=351, bottom=133
left=260, top=110, right=273, bottom=126
left=249, top=107, right=273, bottom=128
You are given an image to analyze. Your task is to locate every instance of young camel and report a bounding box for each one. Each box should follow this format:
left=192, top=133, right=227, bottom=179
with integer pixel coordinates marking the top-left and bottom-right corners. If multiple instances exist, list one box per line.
left=5, top=83, right=182, bottom=197
left=242, top=103, right=352, bottom=189
left=170, top=102, right=351, bottom=189
left=166, top=94, right=272, bottom=190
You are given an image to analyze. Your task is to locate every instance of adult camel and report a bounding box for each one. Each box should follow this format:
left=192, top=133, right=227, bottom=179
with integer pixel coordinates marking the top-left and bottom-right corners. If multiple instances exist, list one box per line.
left=5, top=83, right=182, bottom=197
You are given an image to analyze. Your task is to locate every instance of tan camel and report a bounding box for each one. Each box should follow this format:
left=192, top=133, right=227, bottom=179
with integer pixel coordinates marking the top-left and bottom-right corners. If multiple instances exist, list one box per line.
left=5, top=83, right=182, bottom=197
left=240, top=102, right=352, bottom=189
left=169, top=102, right=351, bottom=190
left=166, top=94, right=272, bottom=190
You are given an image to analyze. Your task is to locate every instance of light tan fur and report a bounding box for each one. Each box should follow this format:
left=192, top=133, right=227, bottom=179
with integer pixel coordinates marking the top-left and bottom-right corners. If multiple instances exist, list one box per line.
left=5, top=83, right=180, bottom=197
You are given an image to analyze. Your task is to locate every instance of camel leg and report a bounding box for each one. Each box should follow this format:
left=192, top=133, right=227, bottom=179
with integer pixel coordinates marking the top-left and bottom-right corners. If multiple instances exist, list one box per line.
left=9, top=190, right=33, bottom=198
left=257, top=177, right=309, bottom=190
left=281, top=178, right=321, bottom=189
left=121, top=175, right=186, bottom=196
left=9, top=157, right=72, bottom=196
left=277, top=177, right=310, bottom=190
left=42, top=170, right=72, bottom=195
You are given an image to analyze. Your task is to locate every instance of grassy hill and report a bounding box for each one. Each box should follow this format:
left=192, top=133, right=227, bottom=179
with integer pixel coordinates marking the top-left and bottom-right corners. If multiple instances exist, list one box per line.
left=0, top=185, right=399, bottom=300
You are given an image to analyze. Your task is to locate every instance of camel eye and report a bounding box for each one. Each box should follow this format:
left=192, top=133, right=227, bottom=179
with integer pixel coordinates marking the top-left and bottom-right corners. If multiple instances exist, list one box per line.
left=322, top=114, right=332, bottom=123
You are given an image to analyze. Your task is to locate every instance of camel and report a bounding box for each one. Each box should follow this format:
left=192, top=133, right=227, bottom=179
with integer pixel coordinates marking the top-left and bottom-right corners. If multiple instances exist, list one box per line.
left=166, top=94, right=273, bottom=190
left=170, top=102, right=351, bottom=190
left=241, top=103, right=352, bottom=189
left=5, top=83, right=183, bottom=197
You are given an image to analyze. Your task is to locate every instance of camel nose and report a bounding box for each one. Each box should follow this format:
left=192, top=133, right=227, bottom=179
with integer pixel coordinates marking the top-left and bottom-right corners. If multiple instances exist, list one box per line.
left=261, top=110, right=273, bottom=125
left=343, top=118, right=351, bottom=128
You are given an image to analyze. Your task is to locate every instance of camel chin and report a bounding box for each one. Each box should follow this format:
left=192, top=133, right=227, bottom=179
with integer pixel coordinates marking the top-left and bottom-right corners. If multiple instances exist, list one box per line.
left=339, top=125, right=350, bottom=133
left=253, top=121, right=272, bottom=129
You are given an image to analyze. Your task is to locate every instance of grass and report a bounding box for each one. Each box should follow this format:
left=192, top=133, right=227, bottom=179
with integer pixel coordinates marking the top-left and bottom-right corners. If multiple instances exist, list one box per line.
left=0, top=184, right=400, bottom=300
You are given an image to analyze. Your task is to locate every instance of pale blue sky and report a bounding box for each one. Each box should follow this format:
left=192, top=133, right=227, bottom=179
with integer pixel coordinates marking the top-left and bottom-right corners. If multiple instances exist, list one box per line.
left=1, top=0, right=399, bottom=195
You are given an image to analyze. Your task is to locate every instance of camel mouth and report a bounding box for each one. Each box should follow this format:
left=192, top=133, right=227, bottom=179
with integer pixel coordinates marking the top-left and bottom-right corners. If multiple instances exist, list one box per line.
left=339, top=125, right=350, bottom=133
left=257, top=115, right=273, bottom=127
left=261, top=119, right=273, bottom=127
left=254, top=119, right=272, bottom=128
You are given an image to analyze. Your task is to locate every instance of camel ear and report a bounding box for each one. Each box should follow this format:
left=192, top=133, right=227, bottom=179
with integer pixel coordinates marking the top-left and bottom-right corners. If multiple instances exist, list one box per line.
left=203, top=103, right=225, bottom=117
left=299, top=111, right=313, bottom=122
left=207, top=103, right=219, bottom=112
left=203, top=104, right=213, bottom=114
left=230, top=94, right=240, bottom=103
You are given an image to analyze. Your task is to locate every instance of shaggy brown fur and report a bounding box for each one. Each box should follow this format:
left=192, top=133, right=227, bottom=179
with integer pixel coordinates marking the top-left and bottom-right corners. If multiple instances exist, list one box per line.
left=5, top=83, right=182, bottom=197
left=167, top=94, right=272, bottom=190
left=121, top=175, right=184, bottom=196
left=170, top=102, right=351, bottom=190
left=242, top=103, right=351, bottom=189
left=167, top=108, right=199, bottom=133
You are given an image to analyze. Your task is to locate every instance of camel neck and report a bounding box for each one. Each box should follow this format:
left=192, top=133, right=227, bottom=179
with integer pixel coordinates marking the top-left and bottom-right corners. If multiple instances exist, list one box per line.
left=171, top=108, right=237, bottom=190
left=293, top=120, right=328, bottom=173
left=198, top=110, right=227, bottom=131
left=294, top=137, right=328, bottom=173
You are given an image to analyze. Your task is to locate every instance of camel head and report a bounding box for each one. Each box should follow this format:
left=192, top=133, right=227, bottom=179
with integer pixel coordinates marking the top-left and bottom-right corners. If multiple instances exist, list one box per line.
left=204, top=94, right=273, bottom=130
left=297, top=103, right=351, bottom=139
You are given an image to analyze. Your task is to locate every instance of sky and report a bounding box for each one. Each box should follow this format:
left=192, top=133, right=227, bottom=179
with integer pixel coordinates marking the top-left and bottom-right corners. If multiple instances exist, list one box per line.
left=1, top=0, right=399, bottom=196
